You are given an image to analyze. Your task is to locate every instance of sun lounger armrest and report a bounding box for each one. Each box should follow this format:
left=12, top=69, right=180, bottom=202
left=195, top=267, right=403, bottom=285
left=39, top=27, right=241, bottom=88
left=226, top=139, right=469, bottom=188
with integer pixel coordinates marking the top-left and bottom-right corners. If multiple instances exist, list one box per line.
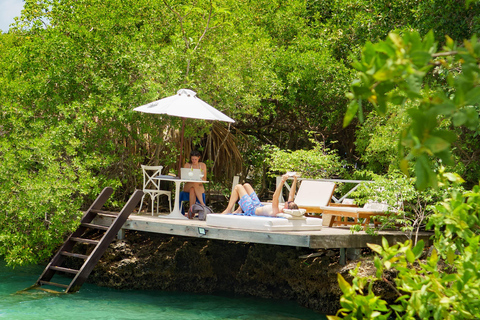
left=328, top=203, right=358, bottom=208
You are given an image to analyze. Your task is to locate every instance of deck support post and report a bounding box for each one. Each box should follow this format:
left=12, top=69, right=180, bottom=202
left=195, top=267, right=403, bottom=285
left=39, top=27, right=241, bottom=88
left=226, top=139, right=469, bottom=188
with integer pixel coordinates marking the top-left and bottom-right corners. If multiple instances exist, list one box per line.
left=347, top=248, right=361, bottom=261
left=117, top=228, right=125, bottom=240
left=339, top=248, right=346, bottom=265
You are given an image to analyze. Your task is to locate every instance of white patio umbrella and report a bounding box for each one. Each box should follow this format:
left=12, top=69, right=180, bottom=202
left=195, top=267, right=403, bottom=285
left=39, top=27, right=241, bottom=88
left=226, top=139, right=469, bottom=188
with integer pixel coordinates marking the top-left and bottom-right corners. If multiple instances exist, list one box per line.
left=134, top=89, right=235, bottom=174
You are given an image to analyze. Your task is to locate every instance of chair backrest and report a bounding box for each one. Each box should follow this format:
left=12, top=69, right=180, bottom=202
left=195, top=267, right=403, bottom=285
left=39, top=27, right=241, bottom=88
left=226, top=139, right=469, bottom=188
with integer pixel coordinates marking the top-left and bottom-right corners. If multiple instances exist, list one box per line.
left=141, top=165, right=163, bottom=191
left=294, top=180, right=336, bottom=207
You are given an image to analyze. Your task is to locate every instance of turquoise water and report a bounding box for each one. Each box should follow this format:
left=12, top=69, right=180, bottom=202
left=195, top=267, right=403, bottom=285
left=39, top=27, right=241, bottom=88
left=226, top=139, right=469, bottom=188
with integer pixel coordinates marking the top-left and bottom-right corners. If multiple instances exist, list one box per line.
left=1, top=261, right=326, bottom=320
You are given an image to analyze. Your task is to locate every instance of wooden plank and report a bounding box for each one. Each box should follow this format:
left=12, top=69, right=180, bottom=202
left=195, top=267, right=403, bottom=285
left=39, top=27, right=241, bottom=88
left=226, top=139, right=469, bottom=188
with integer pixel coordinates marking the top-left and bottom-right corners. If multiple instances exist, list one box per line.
left=70, top=237, right=100, bottom=245
left=93, top=214, right=434, bottom=249
left=60, top=251, right=89, bottom=260
left=39, top=281, right=69, bottom=289
left=308, top=230, right=433, bottom=248
left=49, top=266, right=79, bottom=274
left=80, top=222, right=109, bottom=231
left=106, top=217, right=311, bottom=247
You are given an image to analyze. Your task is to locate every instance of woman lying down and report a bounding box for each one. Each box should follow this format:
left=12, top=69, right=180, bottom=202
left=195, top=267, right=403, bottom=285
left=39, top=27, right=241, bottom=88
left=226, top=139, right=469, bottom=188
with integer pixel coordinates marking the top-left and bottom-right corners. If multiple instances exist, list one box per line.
left=221, top=174, right=299, bottom=216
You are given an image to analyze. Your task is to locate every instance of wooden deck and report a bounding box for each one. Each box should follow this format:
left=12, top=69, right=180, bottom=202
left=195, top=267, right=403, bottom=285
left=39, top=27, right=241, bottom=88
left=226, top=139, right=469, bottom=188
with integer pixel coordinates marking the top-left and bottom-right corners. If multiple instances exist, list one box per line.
left=92, top=212, right=433, bottom=249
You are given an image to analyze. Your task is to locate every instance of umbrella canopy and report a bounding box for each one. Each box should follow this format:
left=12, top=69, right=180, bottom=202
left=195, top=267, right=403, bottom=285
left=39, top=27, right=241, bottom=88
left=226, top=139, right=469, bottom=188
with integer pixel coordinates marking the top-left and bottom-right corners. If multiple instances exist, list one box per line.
left=134, top=89, right=235, bottom=174
left=134, top=89, right=235, bottom=122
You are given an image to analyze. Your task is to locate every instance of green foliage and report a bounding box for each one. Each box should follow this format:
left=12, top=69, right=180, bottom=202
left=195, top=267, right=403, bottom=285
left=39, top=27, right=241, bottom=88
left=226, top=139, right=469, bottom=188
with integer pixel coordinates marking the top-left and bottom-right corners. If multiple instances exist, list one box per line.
left=329, top=266, right=391, bottom=320
left=310, top=0, right=480, bottom=63
left=354, top=103, right=410, bottom=174
left=346, top=30, right=480, bottom=189
left=351, top=171, right=464, bottom=240
left=332, top=185, right=480, bottom=319
left=267, top=137, right=347, bottom=179
left=355, top=100, right=480, bottom=187
left=0, top=0, right=479, bottom=267
left=0, top=118, right=111, bottom=265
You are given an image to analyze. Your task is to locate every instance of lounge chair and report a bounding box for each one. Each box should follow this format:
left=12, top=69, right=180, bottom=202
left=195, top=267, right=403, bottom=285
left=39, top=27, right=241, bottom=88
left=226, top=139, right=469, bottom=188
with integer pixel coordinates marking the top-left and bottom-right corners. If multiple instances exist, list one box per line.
left=320, top=202, right=390, bottom=230
left=294, top=180, right=337, bottom=214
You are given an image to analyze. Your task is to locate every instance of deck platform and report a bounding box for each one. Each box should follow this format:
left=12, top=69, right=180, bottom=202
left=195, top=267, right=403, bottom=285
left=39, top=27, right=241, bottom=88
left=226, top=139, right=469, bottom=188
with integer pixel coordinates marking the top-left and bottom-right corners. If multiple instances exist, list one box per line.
left=92, top=213, right=433, bottom=249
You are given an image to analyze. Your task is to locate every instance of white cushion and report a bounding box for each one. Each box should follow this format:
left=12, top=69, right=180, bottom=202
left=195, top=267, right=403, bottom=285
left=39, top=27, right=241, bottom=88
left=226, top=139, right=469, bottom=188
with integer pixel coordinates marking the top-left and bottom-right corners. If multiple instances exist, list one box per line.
left=282, top=208, right=306, bottom=217
left=206, top=214, right=322, bottom=231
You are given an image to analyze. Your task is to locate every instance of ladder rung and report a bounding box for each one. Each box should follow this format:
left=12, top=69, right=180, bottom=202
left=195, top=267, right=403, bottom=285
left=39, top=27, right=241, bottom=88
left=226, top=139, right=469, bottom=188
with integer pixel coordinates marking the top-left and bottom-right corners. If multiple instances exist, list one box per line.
left=98, top=213, right=118, bottom=218
left=90, top=209, right=119, bottom=217
left=36, top=287, right=64, bottom=294
left=60, top=251, right=89, bottom=259
left=39, top=280, right=69, bottom=289
left=49, top=266, right=79, bottom=274
left=80, top=222, right=109, bottom=231
left=70, top=237, right=100, bottom=245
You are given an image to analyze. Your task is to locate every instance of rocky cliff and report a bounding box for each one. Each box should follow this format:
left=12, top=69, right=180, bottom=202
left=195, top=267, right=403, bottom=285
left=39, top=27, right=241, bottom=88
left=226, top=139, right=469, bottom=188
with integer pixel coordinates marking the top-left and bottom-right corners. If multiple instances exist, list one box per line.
left=85, top=231, right=392, bottom=315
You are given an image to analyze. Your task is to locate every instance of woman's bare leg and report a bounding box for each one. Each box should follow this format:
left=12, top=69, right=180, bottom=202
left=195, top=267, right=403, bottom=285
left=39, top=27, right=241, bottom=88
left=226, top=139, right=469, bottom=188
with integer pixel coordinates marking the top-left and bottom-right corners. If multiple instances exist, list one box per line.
left=188, top=187, right=196, bottom=208
left=243, top=183, right=254, bottom=195
left=188, top=184, right=206, bottom=206
left=222, top=184, right=248, bottom=214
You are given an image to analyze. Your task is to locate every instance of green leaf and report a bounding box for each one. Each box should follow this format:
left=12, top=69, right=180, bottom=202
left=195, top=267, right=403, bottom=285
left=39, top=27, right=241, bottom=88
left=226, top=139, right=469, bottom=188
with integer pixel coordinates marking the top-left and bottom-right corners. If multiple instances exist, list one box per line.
left=424, top=136, right=450, bottom=154
left=374, top=256, right=383, bottom=277
left=435, top=149, right=455, bottom=166
left=452, top=110, right=468, bottom=126
left=368, top=243, right=383, bottom=254
left=344, top=100, right=359, bottom=127
left=390, top=304, right=405, bottom=312
left=465, top=86, right=480, bottom=105
left=411, top=240, right=425, bottom=258
left=447, top=249, right=456, bottom=264
left=406, top=248, right=415, bottom=263
left=377, top=94, right=387, bottom=115
left=373, top=69, right=392, bottom=81
left=442, top=274, right=457, bottom=282
left=382, top=237, right=389, bottom=249
left=375, top=41, right=396, bottom=57
left=464, top=106, right=479, bottom=129
left=443, top=172, right=465, bottom=183
left=400, top=159, right=409, bottom=175
left=415, top=154, right=436, bottom=190
left=390, top=95, right=406, bottom=105
left=431, top=101, right=456, bottom=116
left=431, top=130, right=457, bottom=143
left=411, top=51, right=433, bottom=67
left=337, top=273, right=353, bottom=295
left=406, top=75, right=422, bottom=94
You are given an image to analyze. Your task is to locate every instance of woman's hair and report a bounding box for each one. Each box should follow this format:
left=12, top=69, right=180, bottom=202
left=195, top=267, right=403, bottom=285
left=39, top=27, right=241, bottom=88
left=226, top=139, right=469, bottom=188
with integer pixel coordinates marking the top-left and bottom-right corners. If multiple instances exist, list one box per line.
left=190, top=150, right=201, bottom=157
left=286, top=201, right=299, bottom=210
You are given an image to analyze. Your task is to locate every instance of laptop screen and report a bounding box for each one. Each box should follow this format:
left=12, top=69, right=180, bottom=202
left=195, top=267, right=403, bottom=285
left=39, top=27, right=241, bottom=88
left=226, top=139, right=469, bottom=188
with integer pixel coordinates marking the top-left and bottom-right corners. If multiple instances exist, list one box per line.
left=180, top=168, right=203, bottom=180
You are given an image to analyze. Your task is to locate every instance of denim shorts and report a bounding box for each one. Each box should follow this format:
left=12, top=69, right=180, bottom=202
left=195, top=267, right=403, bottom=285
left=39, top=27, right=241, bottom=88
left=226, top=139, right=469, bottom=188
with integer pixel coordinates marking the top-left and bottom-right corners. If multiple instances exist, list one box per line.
left=238, top=191, right=263, bottom=216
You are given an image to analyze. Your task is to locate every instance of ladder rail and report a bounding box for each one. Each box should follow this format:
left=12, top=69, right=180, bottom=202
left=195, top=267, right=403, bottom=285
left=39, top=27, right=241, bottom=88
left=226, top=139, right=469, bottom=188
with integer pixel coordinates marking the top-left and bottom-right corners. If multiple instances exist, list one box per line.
left=35, top=187, right=115, bottom=285
left=33, top=187, right=144, bottom=294
left=66, top=189, right=144, bottom=293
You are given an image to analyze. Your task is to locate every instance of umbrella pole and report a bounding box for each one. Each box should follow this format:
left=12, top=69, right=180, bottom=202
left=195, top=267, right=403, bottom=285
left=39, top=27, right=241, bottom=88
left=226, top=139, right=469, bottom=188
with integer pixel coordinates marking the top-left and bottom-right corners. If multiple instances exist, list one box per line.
left=178, top=117, right=186, bottom=175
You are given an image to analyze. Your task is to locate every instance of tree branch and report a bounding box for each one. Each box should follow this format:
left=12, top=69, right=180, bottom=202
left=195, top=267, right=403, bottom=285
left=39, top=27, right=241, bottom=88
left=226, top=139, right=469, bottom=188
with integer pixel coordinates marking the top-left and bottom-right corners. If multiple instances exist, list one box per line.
left=431, top=51, right=458, bottom=57
left=193, top=0, right=213, bottom=52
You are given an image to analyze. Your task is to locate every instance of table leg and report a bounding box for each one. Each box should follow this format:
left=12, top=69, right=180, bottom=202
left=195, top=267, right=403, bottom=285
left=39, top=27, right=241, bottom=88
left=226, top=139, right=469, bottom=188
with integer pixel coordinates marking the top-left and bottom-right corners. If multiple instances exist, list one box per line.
left=161, top=181, right=188, bottom=220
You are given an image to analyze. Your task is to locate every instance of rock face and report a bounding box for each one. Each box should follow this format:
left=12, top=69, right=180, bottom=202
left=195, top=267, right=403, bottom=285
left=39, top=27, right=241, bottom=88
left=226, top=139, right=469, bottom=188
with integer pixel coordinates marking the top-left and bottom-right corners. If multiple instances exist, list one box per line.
left=86, top=231, right=383, bottom=315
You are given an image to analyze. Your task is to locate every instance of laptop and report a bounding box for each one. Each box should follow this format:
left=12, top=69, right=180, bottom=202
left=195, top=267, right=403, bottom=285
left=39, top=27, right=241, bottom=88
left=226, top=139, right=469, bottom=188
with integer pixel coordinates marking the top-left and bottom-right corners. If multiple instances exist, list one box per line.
left=180, top=168, right=203, bottom=181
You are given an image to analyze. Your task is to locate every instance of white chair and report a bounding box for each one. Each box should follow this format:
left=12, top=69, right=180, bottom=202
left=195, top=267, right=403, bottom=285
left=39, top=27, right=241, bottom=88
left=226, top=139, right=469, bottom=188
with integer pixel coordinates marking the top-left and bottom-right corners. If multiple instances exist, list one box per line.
left=138, top=165, right=172, bottom=215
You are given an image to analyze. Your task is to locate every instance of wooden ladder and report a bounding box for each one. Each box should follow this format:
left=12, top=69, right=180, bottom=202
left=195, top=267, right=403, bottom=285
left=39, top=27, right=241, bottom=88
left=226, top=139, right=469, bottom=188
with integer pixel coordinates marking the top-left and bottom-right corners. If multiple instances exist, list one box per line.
left=33, top=187, right=143, bottom=293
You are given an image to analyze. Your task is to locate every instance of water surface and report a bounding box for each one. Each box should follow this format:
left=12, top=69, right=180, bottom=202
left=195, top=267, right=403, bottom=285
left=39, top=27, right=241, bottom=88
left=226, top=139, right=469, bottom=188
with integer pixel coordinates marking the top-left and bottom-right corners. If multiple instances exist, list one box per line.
left=1, top=261, right=326, bottom=319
